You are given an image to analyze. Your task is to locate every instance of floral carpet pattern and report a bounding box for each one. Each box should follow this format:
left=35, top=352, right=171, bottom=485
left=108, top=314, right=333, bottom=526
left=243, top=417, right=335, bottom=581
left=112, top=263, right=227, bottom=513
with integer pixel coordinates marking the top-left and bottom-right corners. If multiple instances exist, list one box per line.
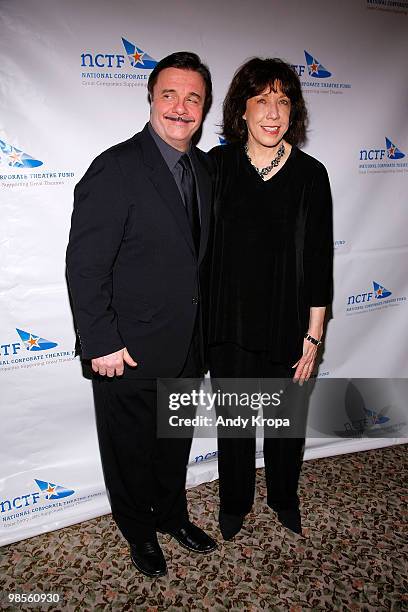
left=1, top=444, right=407, bottom=611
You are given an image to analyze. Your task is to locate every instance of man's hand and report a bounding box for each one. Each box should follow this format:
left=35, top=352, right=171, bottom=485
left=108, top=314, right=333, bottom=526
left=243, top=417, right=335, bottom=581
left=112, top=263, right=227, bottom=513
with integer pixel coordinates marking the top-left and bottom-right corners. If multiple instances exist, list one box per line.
left=91, top=348, right=137, bottom=377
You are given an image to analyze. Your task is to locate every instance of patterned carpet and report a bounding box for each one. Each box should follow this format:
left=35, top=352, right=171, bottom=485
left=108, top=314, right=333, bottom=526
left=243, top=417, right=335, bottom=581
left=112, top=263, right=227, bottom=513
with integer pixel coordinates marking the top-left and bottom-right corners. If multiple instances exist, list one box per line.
left=1, top=444, right=407, bottom=611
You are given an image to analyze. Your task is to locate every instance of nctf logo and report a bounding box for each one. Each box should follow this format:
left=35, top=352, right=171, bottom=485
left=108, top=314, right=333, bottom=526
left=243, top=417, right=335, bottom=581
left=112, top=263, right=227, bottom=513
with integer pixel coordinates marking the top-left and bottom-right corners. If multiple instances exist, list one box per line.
left=0, top=328, right=74, bottom=371
left=360, top=137, right=405, bottom=162
left=81, top=38, right=157, bottom=70
left=348, top=281, right=392, bottom=306
left=364, top=409, right=389, bottom=425
left=0, top=479, right=75, bottom=514
left=346, top=281, right=406, bottom=315
left=291, top=50, right=351, bottom=94
left=0, top=328, right=61, bottom=369
left=0, top=139, right=43, bottom=168
left=80, top=37, right=157, bottom=87
left=35, top=479, right=75, bottom=500
left=0, top=135, right=75, bottom=187
left=359, top=137, right=407, bottom=174
left=291, top=50, right=332, bottom=79
left=0, top=328, right=58, bottom=358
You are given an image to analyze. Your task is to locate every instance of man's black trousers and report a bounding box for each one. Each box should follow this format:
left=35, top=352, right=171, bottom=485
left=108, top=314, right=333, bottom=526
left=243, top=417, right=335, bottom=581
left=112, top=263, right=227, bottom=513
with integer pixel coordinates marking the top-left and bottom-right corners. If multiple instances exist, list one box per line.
left=92, top=328, right=202, bottom=545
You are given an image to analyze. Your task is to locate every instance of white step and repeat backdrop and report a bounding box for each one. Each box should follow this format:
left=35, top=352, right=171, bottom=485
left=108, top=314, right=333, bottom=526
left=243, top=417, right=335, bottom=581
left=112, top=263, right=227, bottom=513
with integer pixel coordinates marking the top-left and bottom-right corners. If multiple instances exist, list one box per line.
left=1, top=0, right=407, bottom=546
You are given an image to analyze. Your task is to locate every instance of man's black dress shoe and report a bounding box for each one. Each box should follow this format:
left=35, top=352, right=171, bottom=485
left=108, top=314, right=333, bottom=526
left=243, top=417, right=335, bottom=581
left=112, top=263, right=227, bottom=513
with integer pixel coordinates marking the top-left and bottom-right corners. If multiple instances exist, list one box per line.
left=219, top=511, right=245, bottom=541
left=130, top=540, right=167, bottom=577
left=164, top=522, right=217, bottom=553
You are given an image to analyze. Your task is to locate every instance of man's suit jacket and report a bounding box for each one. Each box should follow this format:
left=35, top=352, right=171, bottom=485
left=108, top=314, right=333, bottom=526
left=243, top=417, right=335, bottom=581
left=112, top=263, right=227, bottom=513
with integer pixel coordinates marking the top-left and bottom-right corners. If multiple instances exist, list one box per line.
left=66, top=124, right=213, bottom=378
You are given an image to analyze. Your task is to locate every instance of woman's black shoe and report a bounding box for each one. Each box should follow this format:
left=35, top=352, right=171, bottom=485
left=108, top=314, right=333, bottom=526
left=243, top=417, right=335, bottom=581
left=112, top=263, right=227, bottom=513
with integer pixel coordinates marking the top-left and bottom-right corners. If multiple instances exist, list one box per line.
left=219, top=511, right=245, bottom=540
left=277, top=507, right=302, bottom=534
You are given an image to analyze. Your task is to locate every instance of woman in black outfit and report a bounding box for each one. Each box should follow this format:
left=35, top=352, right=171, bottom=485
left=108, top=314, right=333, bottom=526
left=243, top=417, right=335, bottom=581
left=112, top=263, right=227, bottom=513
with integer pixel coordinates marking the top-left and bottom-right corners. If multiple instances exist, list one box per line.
left=209, top=58, right=333, bottom=540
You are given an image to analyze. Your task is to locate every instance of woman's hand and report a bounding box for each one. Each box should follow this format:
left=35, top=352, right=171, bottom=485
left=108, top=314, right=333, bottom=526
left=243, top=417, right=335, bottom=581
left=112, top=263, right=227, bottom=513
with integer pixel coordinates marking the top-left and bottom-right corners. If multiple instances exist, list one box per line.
left=292, top=306, right=326, bottom=384
left=292, top=338, right=318, bottom=385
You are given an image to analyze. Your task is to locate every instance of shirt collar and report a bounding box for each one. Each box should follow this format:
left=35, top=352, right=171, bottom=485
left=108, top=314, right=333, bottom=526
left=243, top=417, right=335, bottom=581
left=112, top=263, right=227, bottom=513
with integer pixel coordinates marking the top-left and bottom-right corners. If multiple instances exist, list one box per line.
left=148, top=122, right=191, bottom=171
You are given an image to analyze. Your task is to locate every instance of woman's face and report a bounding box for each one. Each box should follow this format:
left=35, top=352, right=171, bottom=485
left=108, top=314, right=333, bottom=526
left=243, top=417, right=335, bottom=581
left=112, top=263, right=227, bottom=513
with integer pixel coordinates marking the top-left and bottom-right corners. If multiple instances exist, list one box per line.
left=243, top=84, right=291, bottom=151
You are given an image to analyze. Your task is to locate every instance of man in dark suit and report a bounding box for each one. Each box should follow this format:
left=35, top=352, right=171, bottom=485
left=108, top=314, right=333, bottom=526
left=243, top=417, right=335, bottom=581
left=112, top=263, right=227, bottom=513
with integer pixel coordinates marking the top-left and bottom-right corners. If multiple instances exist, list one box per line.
left=66, top=52, right=216, bottom=577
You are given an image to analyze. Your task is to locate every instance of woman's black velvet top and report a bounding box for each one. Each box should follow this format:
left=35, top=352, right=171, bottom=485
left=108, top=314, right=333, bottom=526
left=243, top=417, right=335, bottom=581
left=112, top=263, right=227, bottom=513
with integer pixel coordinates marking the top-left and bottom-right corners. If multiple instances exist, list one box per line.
left=208, top=143, right=333, bottom=365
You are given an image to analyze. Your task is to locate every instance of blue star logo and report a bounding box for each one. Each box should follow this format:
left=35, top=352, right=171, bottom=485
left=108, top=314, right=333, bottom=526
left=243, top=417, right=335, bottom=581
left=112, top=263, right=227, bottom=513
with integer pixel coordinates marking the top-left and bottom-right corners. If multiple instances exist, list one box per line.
left=121, top=38, right=157, bottom=70
left=0, top=139, right=43, bottom=168
left=304, top=51, right=332, bottom=79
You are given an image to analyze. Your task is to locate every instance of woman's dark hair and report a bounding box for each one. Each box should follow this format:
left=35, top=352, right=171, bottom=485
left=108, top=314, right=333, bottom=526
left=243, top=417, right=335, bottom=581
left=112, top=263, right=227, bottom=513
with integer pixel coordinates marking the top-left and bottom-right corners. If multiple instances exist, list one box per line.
left=148, top=51, right=212, bottom=116
left=222, top=57, right=307, bottom=146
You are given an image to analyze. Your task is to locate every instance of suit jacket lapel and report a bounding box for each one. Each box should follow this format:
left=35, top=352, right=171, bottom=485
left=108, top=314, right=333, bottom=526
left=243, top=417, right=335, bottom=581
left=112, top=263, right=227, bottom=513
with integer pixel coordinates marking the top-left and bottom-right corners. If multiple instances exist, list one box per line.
left=139, top=125, right=196, bottom=256
left=192, top=148, right=212, bottom=265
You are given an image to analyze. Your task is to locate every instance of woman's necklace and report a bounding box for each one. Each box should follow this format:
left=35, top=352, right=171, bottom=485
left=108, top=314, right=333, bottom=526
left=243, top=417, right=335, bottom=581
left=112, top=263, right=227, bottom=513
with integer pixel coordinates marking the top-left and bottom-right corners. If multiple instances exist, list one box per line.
left=244, top=142, right=285, bottom=179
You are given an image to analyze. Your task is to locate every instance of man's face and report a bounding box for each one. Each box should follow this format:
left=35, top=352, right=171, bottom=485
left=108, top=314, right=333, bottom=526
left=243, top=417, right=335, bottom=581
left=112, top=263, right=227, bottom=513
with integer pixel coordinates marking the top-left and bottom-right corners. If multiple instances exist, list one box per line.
left=150, top=67, right=206, bottom=151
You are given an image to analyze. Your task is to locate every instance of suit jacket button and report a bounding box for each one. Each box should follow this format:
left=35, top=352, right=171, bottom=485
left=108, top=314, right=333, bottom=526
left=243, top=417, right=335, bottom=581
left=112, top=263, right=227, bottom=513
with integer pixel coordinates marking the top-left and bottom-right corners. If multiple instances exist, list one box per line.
left=192, top=296, right=199, bottom=305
